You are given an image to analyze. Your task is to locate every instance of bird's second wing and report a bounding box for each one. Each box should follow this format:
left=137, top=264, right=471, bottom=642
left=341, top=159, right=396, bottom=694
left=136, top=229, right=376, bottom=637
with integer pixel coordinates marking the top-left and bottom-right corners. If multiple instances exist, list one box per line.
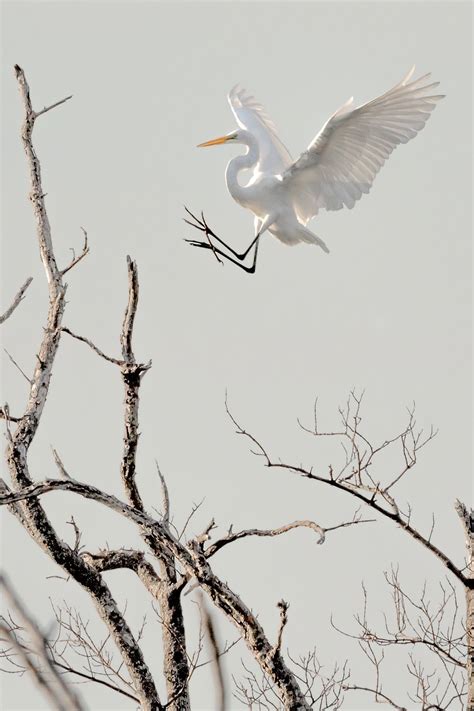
left=228, top=86, right=293, bottom=176
left=281, top=67, right=444, bottom=223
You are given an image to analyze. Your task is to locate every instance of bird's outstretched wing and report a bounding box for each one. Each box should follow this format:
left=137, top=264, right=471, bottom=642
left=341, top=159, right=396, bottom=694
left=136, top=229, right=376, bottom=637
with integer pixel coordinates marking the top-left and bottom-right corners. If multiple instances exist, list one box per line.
left=228, top=86, right=293, bottom=176
left=281, top=67, right=444, bottom=223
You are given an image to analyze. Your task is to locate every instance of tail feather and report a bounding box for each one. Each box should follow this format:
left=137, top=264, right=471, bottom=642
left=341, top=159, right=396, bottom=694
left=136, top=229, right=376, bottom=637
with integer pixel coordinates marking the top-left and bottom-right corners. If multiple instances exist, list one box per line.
left=295, top=225, right=330, bottom=253
left=269, top=220, right=330, bottom=253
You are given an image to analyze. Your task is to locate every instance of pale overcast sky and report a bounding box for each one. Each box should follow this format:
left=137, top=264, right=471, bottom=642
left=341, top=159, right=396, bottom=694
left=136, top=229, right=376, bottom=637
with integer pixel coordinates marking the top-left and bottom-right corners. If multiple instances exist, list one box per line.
left=1, top=1, right=472, bottom=709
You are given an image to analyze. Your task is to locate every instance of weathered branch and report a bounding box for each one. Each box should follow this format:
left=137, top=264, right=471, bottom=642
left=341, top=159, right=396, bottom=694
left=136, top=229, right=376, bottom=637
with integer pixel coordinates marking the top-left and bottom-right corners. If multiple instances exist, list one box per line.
left=0, top=277, right=33, bottom=324
left=205, top=514, right=373, bottom=558
left=273, top=600, right=289, bottom=657
left=121, top=254, right=139, bottom=363
left=116, top=256, right=189, bottom=709
left=61, top=327, right=123, bottom=365
left=14, top=65, right=61, bottom=283
left=119, top=257, right=149, bottom=511
left=82, top=548, right=162, bottom=598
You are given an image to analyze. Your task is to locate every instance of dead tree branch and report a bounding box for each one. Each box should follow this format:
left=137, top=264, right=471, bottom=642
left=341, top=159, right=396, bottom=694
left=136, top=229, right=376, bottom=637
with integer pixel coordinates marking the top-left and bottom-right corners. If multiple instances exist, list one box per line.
left=273, top=600, right=289, bottom=658
left=0, top=277, right=33, bottom=324
left=59, top=228, right=89, bottom=276
left=205, top=512, right=373, bottom=558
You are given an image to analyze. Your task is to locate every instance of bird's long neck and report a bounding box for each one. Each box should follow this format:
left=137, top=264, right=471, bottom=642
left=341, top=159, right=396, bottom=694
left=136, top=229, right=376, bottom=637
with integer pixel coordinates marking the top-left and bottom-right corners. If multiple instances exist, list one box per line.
left=225, top=131, right=259, bottom=204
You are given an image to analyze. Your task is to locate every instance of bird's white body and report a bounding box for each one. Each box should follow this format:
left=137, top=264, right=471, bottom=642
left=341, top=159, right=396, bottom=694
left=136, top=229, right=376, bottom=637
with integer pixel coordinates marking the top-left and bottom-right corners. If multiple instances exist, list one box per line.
left=224, top=128, right=329, bottom=249
left=199, top=67, right=443, bottom=254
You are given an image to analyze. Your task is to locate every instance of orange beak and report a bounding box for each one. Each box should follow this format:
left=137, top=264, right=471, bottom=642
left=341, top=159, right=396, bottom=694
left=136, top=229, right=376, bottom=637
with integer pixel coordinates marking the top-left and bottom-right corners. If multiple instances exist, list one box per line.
left=197, top=134, right=231, bottom=148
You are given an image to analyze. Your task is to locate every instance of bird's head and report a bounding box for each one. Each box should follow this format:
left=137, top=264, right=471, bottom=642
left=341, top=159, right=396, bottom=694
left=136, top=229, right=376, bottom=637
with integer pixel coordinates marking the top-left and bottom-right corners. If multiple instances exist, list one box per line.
left=197, top=129, right=243, bottom=148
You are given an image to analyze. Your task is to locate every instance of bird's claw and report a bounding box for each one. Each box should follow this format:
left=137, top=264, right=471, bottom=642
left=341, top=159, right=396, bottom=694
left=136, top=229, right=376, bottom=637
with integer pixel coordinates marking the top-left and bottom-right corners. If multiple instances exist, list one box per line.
left=183, top=207, right=217, bottom=239
left=184, top=239, right=213, bottom=250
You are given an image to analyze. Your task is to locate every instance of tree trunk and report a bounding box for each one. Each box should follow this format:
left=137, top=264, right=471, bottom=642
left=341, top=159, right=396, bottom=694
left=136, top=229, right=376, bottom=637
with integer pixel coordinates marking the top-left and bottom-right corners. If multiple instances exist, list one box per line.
left=467, top=527, right=474, bottom=711
left=468, top=581, right=474, bottom=711
left=455, top=501, right=474, bottom=710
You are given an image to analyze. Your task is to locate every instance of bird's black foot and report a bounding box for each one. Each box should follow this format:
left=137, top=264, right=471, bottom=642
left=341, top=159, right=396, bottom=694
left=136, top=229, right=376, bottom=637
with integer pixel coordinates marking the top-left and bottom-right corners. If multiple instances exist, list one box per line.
left=183, top=206, right=260, bottom=274
left=184, top=208, right=223, bottom=263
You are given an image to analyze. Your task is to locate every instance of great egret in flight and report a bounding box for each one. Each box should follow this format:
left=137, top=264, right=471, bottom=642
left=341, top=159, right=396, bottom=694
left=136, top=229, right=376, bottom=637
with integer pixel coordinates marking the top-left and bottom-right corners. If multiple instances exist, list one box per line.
left=186, top=67, right=443, bottom=273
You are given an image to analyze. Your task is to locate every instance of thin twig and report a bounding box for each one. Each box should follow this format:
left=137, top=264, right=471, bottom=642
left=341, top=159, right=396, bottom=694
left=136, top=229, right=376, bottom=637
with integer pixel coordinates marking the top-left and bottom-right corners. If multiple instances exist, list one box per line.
left=51, top=448, right=72, bottom=480
left=60, top=228, right=89, bottom=276
left=34, top=94, right=73, bottom=118
left=3, top=348, right=31, bottom=384
left=0, top=574, right=84, bottom=710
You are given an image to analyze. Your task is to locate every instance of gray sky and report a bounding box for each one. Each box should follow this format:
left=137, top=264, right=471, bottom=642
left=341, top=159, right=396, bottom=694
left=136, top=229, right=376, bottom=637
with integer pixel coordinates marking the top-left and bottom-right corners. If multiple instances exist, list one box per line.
left=1, top=1, right=472, bottom=709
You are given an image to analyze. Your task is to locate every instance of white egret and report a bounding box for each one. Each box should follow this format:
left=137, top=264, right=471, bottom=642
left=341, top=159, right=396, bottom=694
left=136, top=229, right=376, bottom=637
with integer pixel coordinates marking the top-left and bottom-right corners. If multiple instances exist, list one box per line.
left=186, top=67, right=444, bottom=273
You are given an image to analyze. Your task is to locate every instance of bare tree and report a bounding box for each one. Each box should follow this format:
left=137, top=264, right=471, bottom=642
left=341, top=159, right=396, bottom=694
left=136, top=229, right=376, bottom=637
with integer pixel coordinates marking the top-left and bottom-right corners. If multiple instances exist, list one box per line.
left=2, top=66, right=470, bottom=711
left=1, top=66, right=372, bottom=711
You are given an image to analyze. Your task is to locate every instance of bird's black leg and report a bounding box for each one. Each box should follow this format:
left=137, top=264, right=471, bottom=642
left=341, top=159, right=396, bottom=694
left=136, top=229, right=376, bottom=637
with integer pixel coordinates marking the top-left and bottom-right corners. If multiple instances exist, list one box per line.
left=184, top=207, right=259, bottom=262
left=186, top=236, right=260, bottom=274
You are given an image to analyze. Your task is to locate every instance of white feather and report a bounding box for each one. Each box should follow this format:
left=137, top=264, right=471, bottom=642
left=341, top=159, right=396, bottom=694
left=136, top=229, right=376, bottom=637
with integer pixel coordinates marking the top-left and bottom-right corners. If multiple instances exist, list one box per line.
left=281, top=66, right=445, bottom=223
left=228, top=85, right=293, bottom=176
